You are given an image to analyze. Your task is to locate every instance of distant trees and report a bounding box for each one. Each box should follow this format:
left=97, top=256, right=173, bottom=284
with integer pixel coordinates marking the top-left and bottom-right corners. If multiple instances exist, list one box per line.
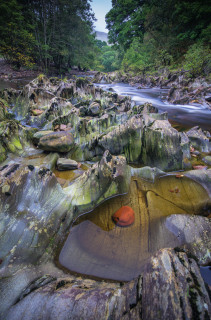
left=106, top=0, right=211, bottom=75
left=0, top=0, right=97, bottom=71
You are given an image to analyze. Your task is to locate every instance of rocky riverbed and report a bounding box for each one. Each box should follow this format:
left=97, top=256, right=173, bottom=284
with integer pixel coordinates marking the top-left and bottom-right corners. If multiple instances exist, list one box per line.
left=0, top=74, right=210, bottom=319
left=93, top=70, right=211, bottom=109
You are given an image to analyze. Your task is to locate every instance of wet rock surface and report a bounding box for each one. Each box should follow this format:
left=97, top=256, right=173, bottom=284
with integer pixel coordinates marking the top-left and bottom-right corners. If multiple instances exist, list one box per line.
left=0, top=75, right=211, bottom=319
left=57, top=158, right=78, bottom=170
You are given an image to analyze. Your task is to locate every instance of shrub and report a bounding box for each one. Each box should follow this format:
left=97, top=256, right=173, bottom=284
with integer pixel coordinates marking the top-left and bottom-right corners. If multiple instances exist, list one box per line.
left=183, top=43, right=211, bottom=77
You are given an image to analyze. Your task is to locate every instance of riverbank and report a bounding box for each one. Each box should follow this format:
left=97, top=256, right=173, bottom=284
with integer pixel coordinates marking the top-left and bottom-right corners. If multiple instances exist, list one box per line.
left=0, top=59, right=98, bottom=81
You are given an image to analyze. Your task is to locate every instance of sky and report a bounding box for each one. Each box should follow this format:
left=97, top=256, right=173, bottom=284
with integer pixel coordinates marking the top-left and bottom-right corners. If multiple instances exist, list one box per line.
left=91, top=0, right=112, bottom=33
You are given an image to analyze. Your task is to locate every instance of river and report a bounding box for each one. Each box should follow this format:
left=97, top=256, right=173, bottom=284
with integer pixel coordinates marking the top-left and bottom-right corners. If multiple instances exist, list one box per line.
left=1, top=77, right=211, bottom=132
left=95, top=82, right=211, bottom=132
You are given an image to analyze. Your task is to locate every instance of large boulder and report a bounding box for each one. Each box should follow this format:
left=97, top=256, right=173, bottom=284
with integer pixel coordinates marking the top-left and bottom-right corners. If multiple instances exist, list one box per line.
left=38, top=131, right=74, bottom=152
left=5, top=277, right=140, bottom=320
left=186, top=126, right=210, bottom=152
left=142, top=248, right=211, bottom=320
left=88, top=101, right=101, bottom=116
left=141, top=120, right=183, bottom=171
left=166, top=214, right=211, bottom=265
left=0, top=120, right=32, bottom=163
left=97, top=116, right=144, bottom=163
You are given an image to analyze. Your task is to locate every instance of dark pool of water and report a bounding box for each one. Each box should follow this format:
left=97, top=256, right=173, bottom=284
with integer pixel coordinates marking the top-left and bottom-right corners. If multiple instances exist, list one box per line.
left=95, top=83, right=211, bottom=132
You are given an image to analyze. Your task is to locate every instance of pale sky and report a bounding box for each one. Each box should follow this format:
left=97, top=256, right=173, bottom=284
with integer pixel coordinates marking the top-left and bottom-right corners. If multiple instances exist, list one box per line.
left=91, top=0, right=112, bottom=33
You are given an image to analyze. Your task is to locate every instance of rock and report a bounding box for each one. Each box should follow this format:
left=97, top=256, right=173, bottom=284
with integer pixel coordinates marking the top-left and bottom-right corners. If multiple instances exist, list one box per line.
left=165, top=214, right=211, bottom=265
left=0, top=120, right=30, bottom=163
left=142, top=248, right=211, bottom=320
left=60, top=124, right=67, bottom=131
left=5, top=277, right=140, bottom=320
left=184, top=168, right=211, bottom=198
left=54, top=124, right=60, bottom=131
left=191, top=150, right=201, bottom=156
left=33, top=130, right=54, bottom=144
left=0, top=98, right=8, bottom=121
left=112, top=206, right=135, bottom=227
left=141, top=120, right=183, bottom=171
left=79, top=105, right=87, bottom=116
left=180, top=132, right=190, bottom=161
left=38, top=131, right=74, bottom=152
left=64, top=150, right=131, bottom=215
left=134, top=167, right=211, bottom=215
left=88, top=101, right=101, bottom=116
left=0, top=164, right=73, bottom=317
left=203, top=155, right=211, bottom=166
left=31, top=109, right=44, bottom=116
left=56, top=82, right=74, bottom=99
left=205, top=95, right=211, bottom=102
left=193, top=165, right=208, bottom=170
left=97, top=116, right=144, bottom=163
left=57, top=158, right=78, bottom=170
left=186, top=126, right=210, bottom=152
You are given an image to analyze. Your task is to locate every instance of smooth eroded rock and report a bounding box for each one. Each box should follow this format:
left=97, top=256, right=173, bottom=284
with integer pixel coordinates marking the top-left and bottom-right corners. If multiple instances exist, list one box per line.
left=38, top=131, right=74, bottom=152
left=57, top=158, right=78, bottom=170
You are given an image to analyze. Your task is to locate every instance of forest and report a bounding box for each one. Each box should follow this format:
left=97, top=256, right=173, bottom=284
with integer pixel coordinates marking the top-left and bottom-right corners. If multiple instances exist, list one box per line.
left=0, top=0, right=210, bottom=76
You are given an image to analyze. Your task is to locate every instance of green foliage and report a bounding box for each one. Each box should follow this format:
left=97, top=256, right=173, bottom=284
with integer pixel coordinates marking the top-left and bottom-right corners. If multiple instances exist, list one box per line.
left=0, top=0, right=35, bottom=68
left=106, top=0, right=211, bottom=75
left=106, top=0, right=145, bottom=50
left=94, top=40, right=121, bottom=72
left=0, top=0, right=97, bottom=71
left=183, top=43, right=211, bottom=77
left=100, top=46, right=121, bottom=72
left=122, top=38, right=152, bottom=73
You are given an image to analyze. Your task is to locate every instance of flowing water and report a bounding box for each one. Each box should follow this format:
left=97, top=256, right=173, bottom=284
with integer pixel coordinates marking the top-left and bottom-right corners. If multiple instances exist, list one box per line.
left=1, top=76, right=210, bottom=281
left=95, top=83, right=211, bottom=132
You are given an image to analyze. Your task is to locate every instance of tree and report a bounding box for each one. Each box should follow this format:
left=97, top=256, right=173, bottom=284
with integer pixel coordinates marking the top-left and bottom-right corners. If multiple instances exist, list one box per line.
left=106, top=0, right=211, bottom=74
left=0, top=0, right=35, bottom=68
left=0, top=0, right=97, bottom=71
left=105, top=0, right=145, bottom=49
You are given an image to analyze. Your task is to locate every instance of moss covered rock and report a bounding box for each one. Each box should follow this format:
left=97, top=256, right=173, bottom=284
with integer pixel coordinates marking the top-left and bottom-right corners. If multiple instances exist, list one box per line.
left=38, top=131, right=74, bottom=152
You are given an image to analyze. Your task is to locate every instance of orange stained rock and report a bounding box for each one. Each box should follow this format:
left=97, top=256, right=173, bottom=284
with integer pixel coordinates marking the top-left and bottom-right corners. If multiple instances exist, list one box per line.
left=112, top=206, right=135, bottom=227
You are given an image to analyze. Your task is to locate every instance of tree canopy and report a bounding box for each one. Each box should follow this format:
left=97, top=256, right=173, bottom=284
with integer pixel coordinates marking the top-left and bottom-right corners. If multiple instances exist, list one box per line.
left=106, top=0, right=211, bottom=75
left=0, top=0, right=97, bottom=71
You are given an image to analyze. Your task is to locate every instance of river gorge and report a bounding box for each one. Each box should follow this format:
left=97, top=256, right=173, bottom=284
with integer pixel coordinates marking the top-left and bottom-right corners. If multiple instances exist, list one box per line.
left=0, top=73, right=210, bottom=319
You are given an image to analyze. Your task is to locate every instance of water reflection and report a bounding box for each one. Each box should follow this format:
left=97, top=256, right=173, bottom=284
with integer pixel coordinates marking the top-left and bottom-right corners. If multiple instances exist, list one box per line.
left=59, top=172, right=210, bottom=281
left=59, top=179, right=182, bottom=281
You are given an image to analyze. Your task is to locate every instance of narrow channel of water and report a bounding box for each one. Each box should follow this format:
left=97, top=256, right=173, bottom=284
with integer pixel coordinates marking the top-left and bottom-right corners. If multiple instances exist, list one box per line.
left=95, top=83, right=211, bottom=132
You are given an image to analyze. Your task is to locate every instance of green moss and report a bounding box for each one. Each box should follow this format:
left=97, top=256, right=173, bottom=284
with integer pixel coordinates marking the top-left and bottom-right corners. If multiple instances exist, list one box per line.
left=0, top=152, right=6, bottom=164
left=69, top=146, right=84, bottom=161
left=7, top=143, right=16, bottom=153
left=97, top=181, right=118, bottom=204
left=11, top=137, right=23, bottom=150
left=76, top=77, right=90, bottom=88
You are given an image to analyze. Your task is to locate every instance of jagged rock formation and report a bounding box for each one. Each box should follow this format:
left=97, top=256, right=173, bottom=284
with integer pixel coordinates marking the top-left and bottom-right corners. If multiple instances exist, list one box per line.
left=0, top=76, right=210, bottom=320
